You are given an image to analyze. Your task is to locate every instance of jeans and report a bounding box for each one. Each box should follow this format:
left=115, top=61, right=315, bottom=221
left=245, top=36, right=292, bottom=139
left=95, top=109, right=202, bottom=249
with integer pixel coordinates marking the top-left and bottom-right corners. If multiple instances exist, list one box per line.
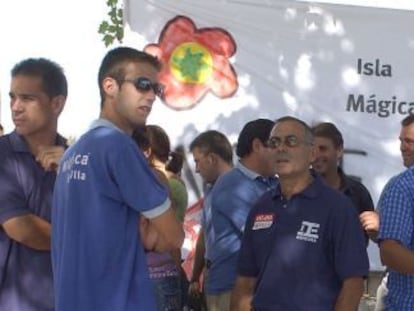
left=152, top=275, right=182, bottom=311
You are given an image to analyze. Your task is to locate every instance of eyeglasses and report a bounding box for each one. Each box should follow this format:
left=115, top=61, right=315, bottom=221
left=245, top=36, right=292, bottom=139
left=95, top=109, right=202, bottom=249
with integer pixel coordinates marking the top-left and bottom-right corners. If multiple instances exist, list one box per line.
left=121, top=77, right=165, bottom=98
left=266, top=135, right=312, bottom=148
left=400, top=137, right=414, bottom=146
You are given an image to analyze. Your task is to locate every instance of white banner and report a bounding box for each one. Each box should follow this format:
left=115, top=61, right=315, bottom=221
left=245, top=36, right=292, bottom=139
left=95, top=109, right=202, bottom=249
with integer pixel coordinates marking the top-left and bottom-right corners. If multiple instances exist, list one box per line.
left=124, top=0, right=414, bottom=269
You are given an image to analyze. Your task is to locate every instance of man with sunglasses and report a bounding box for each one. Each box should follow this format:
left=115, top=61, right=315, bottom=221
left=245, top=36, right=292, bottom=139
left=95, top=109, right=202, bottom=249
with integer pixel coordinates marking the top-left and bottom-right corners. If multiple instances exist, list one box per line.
left=231, top=116, right=368, bottom=311
left=52, top=47, right=184, bottom=311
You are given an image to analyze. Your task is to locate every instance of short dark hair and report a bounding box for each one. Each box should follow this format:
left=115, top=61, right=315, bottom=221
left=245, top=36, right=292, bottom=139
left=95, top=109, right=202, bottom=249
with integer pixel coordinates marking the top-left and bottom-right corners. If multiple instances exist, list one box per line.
left=98, top=47, right=161, bottom=107
left=311, top=122, right=344, bottom=148
left=275, top=116, right=313, bottom=143
left=236, top=119, right=275, bottom=158
left=11, top=58, right=67, bottom=98
left=401, top=114, right=414, bottom=127
left=190, top=130, right=233, bottom=165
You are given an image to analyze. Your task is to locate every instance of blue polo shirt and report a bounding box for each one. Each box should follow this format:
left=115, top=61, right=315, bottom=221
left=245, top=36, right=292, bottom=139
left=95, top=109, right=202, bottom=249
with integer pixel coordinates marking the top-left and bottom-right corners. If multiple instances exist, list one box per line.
left=203, top=162, right=277, bottom=294
left=52, top=119, right=170, bottom=311
left=378, top=166, right=414, bottom=311
left=238, top=174, right=368, bottom=310
left=0, top=131, right=66, bottom=311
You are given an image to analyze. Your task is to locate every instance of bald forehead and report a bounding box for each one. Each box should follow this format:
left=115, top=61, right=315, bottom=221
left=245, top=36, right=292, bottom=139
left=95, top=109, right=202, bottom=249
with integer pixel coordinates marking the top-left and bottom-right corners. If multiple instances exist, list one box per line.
left=272, top=120, right=307, bottom=136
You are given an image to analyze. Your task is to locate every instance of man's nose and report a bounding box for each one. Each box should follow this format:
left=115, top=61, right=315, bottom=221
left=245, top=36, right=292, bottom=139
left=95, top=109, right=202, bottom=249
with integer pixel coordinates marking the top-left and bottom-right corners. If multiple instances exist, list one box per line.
left=146, top=88, right=156, bottom=101
left=10, top=98, right=23, bottom=112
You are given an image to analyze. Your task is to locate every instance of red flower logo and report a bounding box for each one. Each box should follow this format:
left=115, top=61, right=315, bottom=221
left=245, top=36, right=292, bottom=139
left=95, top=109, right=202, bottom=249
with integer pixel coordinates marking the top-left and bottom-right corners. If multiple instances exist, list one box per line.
left=145, top=15, right=238, bottom=110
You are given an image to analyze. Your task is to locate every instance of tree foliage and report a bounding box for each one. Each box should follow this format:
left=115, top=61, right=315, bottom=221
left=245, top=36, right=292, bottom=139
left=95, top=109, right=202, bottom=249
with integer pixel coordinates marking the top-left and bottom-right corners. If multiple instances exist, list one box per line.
left=98, top=0, right=124, bottom=47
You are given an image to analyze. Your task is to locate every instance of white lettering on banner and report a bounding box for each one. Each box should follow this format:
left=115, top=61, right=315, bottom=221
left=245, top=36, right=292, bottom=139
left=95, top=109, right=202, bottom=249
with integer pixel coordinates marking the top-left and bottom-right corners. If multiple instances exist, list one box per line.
left=296, top=221, right=320, bottom=243
left=60, top=152, right=90, bottom=182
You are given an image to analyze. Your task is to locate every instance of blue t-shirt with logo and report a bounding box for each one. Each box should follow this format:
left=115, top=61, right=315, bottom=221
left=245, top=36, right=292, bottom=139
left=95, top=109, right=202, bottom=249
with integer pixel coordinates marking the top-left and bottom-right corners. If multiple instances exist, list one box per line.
left=238, top=174, right=369, bottom=310
left=52, top=119, right=170, bottom=311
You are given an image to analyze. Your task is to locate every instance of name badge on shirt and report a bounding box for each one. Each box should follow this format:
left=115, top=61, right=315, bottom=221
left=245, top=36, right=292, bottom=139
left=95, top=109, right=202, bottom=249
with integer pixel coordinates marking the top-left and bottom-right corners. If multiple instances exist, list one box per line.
left=252, top=213, right=275, bottom=230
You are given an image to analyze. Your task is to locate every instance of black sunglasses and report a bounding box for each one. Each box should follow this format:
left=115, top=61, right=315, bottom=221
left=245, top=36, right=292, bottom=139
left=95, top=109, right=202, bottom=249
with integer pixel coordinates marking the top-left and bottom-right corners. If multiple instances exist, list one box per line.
left=121, top=77, right=165, bottom=98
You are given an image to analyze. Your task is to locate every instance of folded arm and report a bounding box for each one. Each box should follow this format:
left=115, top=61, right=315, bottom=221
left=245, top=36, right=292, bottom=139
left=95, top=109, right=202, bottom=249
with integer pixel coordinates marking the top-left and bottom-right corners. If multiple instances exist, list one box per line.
left=2, top=214, right=51, bottom=250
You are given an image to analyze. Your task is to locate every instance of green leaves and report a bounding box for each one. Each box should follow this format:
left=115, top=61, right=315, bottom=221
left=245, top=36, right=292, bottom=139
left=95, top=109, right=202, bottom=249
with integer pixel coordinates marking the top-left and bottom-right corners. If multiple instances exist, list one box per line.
left=98, top=0, right=123, bottom=47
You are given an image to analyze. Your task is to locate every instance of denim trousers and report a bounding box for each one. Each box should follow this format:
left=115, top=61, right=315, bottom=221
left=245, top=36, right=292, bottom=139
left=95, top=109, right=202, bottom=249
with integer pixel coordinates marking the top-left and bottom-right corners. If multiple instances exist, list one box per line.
left=152, top=275, right=182, bottom=311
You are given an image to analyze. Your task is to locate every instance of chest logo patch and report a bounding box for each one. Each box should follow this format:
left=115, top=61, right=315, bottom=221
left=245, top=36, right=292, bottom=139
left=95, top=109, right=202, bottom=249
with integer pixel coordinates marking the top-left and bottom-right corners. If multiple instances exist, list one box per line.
left=296, top=221, right=320, bottom=243
left=252, top=214, right=274, bottom=230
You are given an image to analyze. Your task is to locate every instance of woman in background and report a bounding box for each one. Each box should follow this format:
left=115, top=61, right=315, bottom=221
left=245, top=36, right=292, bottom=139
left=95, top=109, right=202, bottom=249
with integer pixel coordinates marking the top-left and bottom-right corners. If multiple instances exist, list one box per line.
left=133, top=125, right=188, bottom=311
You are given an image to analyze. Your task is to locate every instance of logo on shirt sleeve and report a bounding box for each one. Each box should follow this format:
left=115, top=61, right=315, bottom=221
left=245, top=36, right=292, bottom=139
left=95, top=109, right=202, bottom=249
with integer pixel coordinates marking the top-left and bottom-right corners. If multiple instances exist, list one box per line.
left=252, top=213, right=275, bottom=230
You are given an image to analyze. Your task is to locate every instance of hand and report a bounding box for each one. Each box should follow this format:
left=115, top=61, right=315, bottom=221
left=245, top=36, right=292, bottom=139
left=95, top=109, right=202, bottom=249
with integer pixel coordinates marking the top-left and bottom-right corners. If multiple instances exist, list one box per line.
left=36, top=145, right=65, bottom=171
left=359, top=211, right=379, bottom=233
left=188, top=280, right=201, bottom=297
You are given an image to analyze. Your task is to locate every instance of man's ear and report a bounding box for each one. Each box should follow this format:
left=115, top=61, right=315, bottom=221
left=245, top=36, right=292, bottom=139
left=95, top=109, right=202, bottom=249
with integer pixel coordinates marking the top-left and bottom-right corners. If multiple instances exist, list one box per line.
left=102, top=77, right=119, bottom=98
left=309, top=144, right=316, bottom=164
left=336, top=145, right=344, bottom=161
left=252, top=137, right=263, bottom=152
left=207, top=153, right=217, bottom=164
left=143, top=147, right=152, bottom=159
left=52, top=95, right=66, bottom=116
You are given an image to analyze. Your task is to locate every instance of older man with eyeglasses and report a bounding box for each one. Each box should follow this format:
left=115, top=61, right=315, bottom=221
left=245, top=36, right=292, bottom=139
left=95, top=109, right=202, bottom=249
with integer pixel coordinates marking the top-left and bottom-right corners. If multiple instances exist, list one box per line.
left=231, top=116, right=369, bottom=311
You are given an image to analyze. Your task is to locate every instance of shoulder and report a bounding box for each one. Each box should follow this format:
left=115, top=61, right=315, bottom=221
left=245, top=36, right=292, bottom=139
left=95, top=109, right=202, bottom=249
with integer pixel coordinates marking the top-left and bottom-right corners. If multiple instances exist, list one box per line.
left=313, top=178, right=356, bottom=213
left=378, top=170, right=414, bottom=210
left=214, top=167, right=252, bottom=191
left=168, top=176, right=186, bottom=191
left=255, top=190, right=275, bottom=207
left=217, top=167, right=241, bottom=182
left=151, top=168, right=168, bottom=186
left=246, top=191, right=275, bottom=222
left=383, top=169, right=414, bottom=194
left=87, top=126, right=131, bottom=145
left=61, top=128, right=146, bottom=175
left=342, top=174, right=374, bottom=208
left=0, top=134, right=13, bottom=159
left=344, top=175, right=370, bottom=193
left=79, top=127, right=139, bottom=157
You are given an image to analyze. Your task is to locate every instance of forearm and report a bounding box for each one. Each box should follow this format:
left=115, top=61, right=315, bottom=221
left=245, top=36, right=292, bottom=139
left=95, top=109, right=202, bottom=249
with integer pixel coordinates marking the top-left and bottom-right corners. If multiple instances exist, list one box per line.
left=380, top=239, right=414, bottom=274
left=144, top=206, right=184, bottom=252
left=230, top=276, right=255, bottom=311
left=334, top=277, right=364, bottom=311
left=3, top=215, right=51, bottom=250
left=191, top=230, right=205, bottom=282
